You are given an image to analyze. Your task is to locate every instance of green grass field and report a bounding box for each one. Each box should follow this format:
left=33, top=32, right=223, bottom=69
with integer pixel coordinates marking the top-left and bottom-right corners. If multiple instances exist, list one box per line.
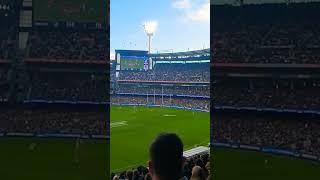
left=213, top=148, right=320, bottom=179
left=110, top=105, right=210, bottom=172
left=0, top=137, right=109, bottom=180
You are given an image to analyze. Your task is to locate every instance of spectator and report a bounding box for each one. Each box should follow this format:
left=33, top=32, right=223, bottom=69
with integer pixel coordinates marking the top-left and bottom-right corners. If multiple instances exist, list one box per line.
left=148, top=133, right=186, bottom=180
left=190, top=166, right=206, bottom=180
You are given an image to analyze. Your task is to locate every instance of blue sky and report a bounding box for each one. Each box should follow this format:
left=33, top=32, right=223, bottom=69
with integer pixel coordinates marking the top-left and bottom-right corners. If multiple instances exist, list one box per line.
left=213, top=0, right=320, bottom=4
left=110, top=0, right=210, bottom=59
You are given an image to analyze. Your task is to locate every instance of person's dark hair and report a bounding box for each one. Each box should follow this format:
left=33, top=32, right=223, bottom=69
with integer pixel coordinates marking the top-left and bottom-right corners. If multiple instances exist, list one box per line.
left=145, top=173, right=152, bottom=180
left=149, top=133, right=184, bottom=180
left=132, top=169, right=139, bottom=180
left=126, top=170, right=133, bottom=180
left=120, top=172, right=126, bottom=179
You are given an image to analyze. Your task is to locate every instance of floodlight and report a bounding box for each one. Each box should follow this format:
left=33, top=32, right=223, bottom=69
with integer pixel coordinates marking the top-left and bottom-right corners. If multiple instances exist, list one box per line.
left=143, top=21, right=158, bottom=53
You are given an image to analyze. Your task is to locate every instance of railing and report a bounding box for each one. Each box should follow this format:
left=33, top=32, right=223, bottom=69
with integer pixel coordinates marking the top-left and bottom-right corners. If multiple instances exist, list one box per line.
left=117, top=80, right=209, bottom=84
left=213, top=142, right=320, bottom=162
left=23, top=99, right=109, bottom=105
left=114, top=92, right=209, bottom=99
left=213, top=106, right=320, bottom=115
left=24, top=58, right=107, bottom=64
left=0, top=132, right=109, bottom=139
left=112, top=103, right=209, bottom=112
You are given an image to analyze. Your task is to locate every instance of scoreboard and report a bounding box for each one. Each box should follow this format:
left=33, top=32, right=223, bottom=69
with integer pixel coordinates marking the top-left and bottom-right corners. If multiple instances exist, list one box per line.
left=120, top=56, right=148, bottom=70
left=115, top=50, right=151, bottom=71
left=115, top=50, right=153, bottom=79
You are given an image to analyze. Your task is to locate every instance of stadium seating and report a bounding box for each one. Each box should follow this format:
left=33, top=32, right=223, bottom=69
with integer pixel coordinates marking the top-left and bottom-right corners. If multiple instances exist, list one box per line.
left=118, top=63, right=209, bottom=82
left=213, top=113, right=320, bottom=157
left=116, top=85, right=209, bottom=97
left=213, top=79, right=320, bottom=110
left=213, top=3, right=320, bottom=64
left=0, top=37, right=16, bottom=60
left=0, top=0, right=110, bottom=140
left=27, top=30, right=108, bottom=61
left=26, top=71, right=108, bottom=102
left=211, top=2, right=320, bottom=165
left=0, top=106, right=108, bottom=135
left=0, top=0, right=18, bottom=61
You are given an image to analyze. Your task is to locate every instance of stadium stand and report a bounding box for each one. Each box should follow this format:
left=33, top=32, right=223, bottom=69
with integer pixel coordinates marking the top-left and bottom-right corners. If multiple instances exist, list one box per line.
left=116, top=84, right=209, bottom=96
left=213, top=111, right=320, bottom=157
left=0, top=67, right=10, bottom=102
left=0, top=0, right=109, bottom=140
left=0, top=0, right=18, bottom=103
left=0, top=104, right=107, bottom=136
left=213, top=2, right=320, bottom=64
left=0, top=34, right=16, bottom=60
left=213, top=78, right=320, bottom=110
left=111, top=49, right=210, bottom=111
left=27, top=30, right=107, bottom=61
left=119, top=63, right=209, bottom=82
left=26, top=70, right=108, bottom=101
left=0, top=0, right=109, bottom=179
left=212, top=1, right=320, bottom=164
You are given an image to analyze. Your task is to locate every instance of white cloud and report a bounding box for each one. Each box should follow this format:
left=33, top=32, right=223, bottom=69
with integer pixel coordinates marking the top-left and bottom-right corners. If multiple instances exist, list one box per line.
left=172, top=0, right=191, bottom=9
left=186, top=2, right=209, bottom=22
left=172, top=0, right=210, bottom=23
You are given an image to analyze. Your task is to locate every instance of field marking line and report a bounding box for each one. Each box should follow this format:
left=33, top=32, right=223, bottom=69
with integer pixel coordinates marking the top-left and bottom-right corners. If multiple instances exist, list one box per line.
left=163, top=114, right=177, bottom=117
left=110, top=121, right=128, bottom=128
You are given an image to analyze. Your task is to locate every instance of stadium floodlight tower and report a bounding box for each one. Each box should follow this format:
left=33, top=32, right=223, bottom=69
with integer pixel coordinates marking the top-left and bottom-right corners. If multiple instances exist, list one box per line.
left=143, top=21, right=158, bottom=54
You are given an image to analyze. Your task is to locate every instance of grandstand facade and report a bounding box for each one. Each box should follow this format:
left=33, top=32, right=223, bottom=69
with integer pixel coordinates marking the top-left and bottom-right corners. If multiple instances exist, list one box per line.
left=111, top=49, right=210, bottom=111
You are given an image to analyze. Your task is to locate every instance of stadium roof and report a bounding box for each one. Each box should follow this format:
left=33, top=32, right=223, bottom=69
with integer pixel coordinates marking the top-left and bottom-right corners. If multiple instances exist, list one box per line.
left=149, top=49, right=210, bottom=58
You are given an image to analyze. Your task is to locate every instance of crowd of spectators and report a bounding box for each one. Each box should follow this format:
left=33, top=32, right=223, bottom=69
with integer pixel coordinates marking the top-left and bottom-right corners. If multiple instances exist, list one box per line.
left=213, top=113, right=320, bottom=157
left=118, top=63, right=209, bottom=82
left=112, top=62, right=210, bottom=109
left=0, top=37, right=16, bottom=60
left=27, top=71, right=108, bottom=102
left=27, top=30, right=108, bottom=61
left=213, top=79, right=320, bottom=110
left=111, top=153, right=210, bottom=180
left=0, top=68, right=8, bottom=83
left=116, top=85, right=209, bottom=97
left=0, top=86, right=9, bottom=102
left=110, top=62, right=116, bottom=82
left=111, top=95, right=209, bottom=111
left=0, top=107, right=107, bottom=135
left=0, top=24, right=17, bottom=60
left=1, top=0, right=18, bottom=60
left=212, top=1, right=320, bottom=161
left=213, top=2, right=320, bottom=64
left=0, top=68, right=9, bottom=102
